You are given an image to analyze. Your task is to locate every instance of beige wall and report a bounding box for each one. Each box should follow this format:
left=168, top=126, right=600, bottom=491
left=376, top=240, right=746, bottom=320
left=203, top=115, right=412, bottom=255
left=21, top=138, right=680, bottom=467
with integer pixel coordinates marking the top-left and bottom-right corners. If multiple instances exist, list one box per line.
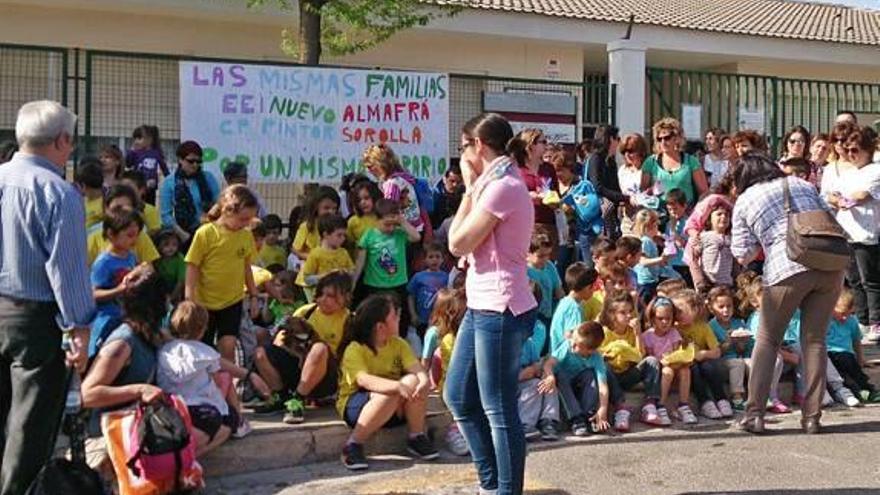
left=0, top=3, right=585, bottom=81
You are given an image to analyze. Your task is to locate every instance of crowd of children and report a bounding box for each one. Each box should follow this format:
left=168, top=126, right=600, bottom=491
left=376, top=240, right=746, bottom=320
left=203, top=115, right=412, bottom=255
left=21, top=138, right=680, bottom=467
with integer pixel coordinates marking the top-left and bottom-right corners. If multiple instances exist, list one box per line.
left=69, top=119, right=880, bottom=492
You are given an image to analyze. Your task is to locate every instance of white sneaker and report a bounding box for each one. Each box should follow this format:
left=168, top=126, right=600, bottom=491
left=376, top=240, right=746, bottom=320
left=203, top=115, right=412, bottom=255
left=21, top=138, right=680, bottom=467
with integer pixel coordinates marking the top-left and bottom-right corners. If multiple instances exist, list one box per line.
left=656, top=406, right=672, bottom=426
left=613, top=409, right=631, bottom=432
left=445, top=424, right=470, bottom=456
left=716, top=399, right=734, bottom=418
left=700, top=401, right=723, bottom=420
left=838, top=387, right=862, bottom=408
left=233, top=417, right=252, bottom=439
left=678, top=404, right=699, bottom=424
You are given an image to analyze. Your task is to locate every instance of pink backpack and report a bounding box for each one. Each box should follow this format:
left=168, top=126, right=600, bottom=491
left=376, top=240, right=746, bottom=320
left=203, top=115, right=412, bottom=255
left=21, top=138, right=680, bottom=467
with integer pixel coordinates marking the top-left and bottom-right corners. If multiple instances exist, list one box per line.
left=125, top=394, right=197, bottom=490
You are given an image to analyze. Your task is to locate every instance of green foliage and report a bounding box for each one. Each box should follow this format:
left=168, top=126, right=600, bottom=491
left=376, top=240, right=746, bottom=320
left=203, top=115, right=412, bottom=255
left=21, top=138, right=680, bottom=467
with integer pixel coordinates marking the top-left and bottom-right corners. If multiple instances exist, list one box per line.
left=247, top=0, right=461, bottom=62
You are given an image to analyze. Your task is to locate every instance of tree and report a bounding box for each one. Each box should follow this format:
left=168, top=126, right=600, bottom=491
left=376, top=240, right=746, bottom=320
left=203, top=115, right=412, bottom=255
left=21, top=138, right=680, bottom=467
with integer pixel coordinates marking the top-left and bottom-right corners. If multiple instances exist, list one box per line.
left=247, top=0, right=462, bottom=66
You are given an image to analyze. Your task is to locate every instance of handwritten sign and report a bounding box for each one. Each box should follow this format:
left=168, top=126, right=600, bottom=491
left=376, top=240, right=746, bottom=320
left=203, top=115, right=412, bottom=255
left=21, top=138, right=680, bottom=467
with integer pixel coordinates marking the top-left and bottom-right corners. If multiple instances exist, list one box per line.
left=179, top=62, right=449, bottom=183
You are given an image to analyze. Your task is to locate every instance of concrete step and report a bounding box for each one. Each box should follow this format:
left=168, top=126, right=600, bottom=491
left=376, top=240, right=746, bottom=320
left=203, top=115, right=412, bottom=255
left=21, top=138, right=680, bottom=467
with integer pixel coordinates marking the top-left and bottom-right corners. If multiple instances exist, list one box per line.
left=200, top=395, right=452, bottom=478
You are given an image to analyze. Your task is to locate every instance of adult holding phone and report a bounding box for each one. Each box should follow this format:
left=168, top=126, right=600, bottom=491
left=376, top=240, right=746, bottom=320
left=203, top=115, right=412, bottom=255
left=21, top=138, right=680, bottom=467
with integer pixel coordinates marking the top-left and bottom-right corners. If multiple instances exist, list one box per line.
left=445, top=113, right=538, bottom=495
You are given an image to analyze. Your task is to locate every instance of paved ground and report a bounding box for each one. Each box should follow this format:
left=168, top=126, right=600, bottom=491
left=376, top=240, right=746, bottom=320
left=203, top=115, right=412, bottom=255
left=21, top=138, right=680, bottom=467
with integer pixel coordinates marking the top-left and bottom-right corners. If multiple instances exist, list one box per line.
left=207, top=402, right=880, bottom=495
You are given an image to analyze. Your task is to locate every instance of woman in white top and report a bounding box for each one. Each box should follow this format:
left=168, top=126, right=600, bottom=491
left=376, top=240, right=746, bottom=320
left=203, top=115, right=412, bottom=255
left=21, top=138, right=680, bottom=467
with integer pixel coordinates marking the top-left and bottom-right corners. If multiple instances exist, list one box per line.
left=618, top=133, right=648, bottom=227
left=703, top=128, right=728, bottom=188
left=824, top=125, right=880, bottom=342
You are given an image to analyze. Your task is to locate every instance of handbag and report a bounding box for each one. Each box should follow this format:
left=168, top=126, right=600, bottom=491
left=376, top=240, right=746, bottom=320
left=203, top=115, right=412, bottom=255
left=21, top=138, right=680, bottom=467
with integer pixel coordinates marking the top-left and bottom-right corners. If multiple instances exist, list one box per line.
left=783, top=178, right=851, bottom=271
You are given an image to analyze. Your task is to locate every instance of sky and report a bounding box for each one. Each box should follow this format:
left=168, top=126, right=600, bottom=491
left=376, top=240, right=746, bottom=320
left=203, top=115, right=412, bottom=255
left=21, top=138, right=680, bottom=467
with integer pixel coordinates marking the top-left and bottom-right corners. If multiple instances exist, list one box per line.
left=802, top=0, right=880, bottom=9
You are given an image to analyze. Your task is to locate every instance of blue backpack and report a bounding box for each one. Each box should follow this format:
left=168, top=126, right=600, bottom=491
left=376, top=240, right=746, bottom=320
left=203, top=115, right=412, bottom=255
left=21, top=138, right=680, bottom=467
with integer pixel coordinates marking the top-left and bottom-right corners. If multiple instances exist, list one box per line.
left=562, top=180, right=603, bottom=235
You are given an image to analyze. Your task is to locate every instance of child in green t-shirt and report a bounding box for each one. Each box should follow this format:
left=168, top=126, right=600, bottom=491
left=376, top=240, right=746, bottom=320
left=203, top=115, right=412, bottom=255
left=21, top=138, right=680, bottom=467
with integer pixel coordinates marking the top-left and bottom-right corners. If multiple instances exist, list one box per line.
left=154, top=229, right=186, bottom=302
left=354, top=198, right=420, bottom=336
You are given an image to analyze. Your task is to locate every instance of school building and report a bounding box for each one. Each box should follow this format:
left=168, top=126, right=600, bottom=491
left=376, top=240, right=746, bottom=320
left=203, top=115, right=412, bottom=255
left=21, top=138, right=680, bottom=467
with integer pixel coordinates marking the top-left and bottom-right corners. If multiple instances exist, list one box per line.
left=1, top=0, right=879, bottom=213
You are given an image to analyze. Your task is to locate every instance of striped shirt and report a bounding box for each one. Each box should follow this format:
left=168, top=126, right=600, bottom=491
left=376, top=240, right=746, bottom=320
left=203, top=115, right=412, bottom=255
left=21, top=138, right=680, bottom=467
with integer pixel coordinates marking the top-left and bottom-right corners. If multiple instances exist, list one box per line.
left=0, top=153, right=95, bottom=328
left=731, top=176, right=827, bottom=286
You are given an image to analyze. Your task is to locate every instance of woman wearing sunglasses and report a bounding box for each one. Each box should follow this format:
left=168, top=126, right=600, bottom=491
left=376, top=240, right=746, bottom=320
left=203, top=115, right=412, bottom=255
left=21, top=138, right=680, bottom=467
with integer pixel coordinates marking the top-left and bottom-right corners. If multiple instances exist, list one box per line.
left=640, top=117, right=709, bottom=208
left=509, top=128, right=560, bottom=253
left=158, top=140, right=220, bottom=244
left=825, top=126, right=880, bottom=344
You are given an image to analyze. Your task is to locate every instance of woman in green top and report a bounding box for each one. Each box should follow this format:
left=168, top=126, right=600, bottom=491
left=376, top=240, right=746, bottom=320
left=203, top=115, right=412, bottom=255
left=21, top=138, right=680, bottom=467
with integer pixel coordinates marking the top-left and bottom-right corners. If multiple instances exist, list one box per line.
left=640, top=117, right=709, bottom=207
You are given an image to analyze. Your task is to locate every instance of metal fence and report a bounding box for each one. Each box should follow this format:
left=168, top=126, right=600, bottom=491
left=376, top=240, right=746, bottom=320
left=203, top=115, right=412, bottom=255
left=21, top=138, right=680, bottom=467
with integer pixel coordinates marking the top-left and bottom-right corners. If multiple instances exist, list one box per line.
left=646, top=67, right=880, bottom=154
left=0, top=43, right=615, bottom=216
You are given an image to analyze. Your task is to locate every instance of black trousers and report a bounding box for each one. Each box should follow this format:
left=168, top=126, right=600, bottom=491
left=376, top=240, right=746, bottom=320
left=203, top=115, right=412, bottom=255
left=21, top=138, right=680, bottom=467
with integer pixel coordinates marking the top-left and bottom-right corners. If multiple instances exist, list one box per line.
left=828, top=351, right=875, bottom=394
left=691, top=359, right=728, bottom=403
left=847, top=243, right=880, bottom=326
left=0, top=297, right=66, bottom=495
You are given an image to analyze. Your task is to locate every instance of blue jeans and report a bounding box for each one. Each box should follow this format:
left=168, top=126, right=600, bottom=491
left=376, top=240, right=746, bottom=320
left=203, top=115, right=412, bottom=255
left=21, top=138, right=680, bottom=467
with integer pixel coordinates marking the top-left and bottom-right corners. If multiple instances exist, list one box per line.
left=556, top=367, right=600, bottom=420
left=608, top=357, right=661, bottom=405
left=576, top=232, right=596, bottom=268
left=444, top=308, right=536, bottom=495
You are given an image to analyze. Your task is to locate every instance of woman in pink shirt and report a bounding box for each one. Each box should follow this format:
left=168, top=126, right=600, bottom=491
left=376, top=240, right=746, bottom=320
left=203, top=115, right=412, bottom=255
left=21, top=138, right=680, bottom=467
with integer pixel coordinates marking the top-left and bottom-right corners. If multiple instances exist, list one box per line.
left=445, top=113, right=538, bottom=495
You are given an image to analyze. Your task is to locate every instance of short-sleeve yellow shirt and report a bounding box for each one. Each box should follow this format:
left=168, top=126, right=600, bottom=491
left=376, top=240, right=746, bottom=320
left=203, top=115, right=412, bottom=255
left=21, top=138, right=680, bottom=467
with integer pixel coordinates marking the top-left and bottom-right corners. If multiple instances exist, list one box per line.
left=679, top=321, right=720, bottom=352
left=336, top=337, right=418, bottom=417
left=87, top=226, right=159, bottom=266
left=185, top=222, right=257, bottom=310
left=293, top=303, right=350, bottom=354
left=296, top=247, right=354, bottom=286
left=292, top=223, right=320, bottom=255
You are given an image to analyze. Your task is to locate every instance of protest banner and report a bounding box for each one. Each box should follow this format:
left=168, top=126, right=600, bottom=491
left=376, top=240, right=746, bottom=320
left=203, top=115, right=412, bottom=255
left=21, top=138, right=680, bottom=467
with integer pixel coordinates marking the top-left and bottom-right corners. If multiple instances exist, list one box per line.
left=179, top=61, right=450, bottom=183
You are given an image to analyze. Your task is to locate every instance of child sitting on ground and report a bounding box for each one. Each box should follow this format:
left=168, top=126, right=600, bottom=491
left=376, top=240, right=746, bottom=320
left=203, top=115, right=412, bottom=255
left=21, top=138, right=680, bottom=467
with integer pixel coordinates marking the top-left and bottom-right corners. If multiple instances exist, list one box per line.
left=549, top=262, right=600, bottom=354
left=663, top=188, right=691, bottom=285
left=671, top=289, right=733, bottom=419
left=599, top=290, right=664, bottom=429
left=158, top=301, right=269, bottom=456
left=419, top=288, right=469, bottom=456
left=540, top=321, right=610, bottom=436
left=827, top=289, right=880, bottom=404
left=518, top=282, right=561, bottom=442
left=527, top=233, right=564, bottom=327
left=90, top=208, right=143, bottom=357
left=298, top=214, right=354, bottom=301
left=254, top=271, right=352, bottom=424
left=337, top=294, right=437, bottom=471
left=407, top=241, right=449, bottom=334
left=641, top=297, right=693, bottom=425
left=119, top=170, right=161, bottom=235
left=707, top=286, right=751, bottom=410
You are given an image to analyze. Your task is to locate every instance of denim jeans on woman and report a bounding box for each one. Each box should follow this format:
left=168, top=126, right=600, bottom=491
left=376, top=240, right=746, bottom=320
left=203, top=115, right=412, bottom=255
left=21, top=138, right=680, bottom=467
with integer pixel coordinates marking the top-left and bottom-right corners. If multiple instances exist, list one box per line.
left=444, top=308, right=537, bottom=495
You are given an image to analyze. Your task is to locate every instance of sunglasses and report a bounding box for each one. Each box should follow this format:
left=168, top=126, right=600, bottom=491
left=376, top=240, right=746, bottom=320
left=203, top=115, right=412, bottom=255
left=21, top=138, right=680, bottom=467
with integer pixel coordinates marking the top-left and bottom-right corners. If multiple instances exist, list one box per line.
left=656, top=134, right=676, bottom=142
left=844, top=147, right=861, bottom=155
left=535, top=139, right=549, bottom=145
left=788, top=139, right=805, bottom=145
left=184, top=157, right=203, bottom=164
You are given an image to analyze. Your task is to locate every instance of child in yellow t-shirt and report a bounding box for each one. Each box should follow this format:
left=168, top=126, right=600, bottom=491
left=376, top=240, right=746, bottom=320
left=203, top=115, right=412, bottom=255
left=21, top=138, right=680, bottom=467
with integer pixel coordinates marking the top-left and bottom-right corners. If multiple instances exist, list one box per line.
left=346, top=180, right=380, bottom=248
left=75, top=157, right=106, bottom=228
left=297, top=215, right=354, bottom=300
left=256, top=214, right=288, bottom=269
left=185, top=185, right=260, bottom=362
left=670, top=289, right=733, bottom=420
left=253, top=271, right=351, bottom=424
left=337, top=294, right=436, bottom=471
left=598, top=290, right=664, bottom=429
left=291, top=187, right=340, bottom=260
left=86, top=185, right=160, bottom=266
left=119, top=170, right=161, bottom=235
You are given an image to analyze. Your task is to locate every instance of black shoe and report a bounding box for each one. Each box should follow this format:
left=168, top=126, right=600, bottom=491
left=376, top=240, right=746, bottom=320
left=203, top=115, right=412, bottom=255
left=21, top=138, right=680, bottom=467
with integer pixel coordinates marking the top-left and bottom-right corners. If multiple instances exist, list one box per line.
left=406, top=433, right=439, bottom=460
left=571, top=416, right=590, bottom=437
left=341, top=442, right=369, bottom=471
left=252, top=392, right=286, bottom=415
left=537, top=419, right=560, bottom=441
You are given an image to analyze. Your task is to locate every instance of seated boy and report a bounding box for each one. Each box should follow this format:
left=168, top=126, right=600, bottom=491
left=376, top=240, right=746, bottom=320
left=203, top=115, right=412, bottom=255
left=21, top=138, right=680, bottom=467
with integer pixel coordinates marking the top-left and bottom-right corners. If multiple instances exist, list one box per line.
left=253, top=271, right=351, bottom=423
left=540, top=321, right=610, bottom=436
left=518, top=283, right=561, bottom=441
left=549, top=262, right=600, bottom=354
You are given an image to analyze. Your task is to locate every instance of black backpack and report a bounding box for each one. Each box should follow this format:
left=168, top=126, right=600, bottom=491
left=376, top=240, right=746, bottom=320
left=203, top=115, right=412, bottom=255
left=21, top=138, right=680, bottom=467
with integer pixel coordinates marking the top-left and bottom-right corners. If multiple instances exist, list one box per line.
left=125, top=397, right=194, bottom=492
